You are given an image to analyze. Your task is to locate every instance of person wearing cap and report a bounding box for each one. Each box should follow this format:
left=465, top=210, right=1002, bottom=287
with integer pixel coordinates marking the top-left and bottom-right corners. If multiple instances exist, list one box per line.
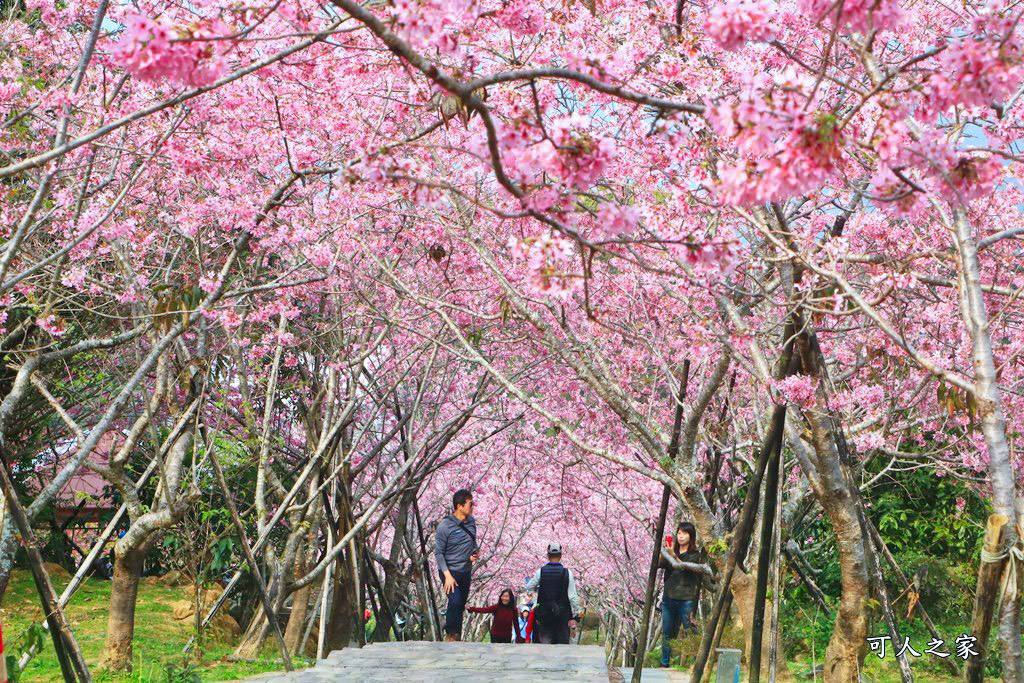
left=523, top=543, right=580, bottom=644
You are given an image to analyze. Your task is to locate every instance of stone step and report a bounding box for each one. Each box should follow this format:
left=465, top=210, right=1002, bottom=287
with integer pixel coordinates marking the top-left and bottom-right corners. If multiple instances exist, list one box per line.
left=247, top=641, right=611, bottom=682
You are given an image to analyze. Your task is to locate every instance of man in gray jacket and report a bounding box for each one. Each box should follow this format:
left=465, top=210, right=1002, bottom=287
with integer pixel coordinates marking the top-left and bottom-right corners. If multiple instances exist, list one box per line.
left=435, top=488, right=479, bottom=641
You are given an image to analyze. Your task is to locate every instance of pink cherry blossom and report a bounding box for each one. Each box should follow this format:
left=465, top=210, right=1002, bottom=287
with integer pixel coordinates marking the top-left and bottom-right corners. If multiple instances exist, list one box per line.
left=113, top=14, right=226, bottom=86
left=510, top=232, right=578, bottom=297
left=705, top=0, right=776, bottom=51
left=4, top=0, right=1024, bottom=674
left=36, top=313, right=67, bottom=337
left=926, top=11, right=1024, bottom=114
left=594, top=203, right=640, bottom=238
left=776, top=374, right=819, bottom=408
left=800, top=0, right=903, bottom=32
left=497, top=0, right=544, bottom=35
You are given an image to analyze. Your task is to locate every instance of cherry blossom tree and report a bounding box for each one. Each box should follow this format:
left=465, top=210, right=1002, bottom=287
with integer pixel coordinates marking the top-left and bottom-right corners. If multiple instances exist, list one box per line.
left=2, top=0, right=1024, bottom=680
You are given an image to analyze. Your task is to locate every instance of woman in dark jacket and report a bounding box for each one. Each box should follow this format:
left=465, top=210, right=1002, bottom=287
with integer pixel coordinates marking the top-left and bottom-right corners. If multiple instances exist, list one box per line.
left=658, top=522, right=713, bottom=667
left=467, top=589, right=524, bottom=643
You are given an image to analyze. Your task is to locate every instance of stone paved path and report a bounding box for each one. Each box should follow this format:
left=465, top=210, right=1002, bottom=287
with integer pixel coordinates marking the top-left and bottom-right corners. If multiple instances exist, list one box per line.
left=246, top=641, right=611, bottom=682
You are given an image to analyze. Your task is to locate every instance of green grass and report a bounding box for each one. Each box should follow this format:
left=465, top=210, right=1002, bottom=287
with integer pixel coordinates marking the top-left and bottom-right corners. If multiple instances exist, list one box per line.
left=642, top=624, right=963, bottom=682
left=1, top=570, right=303, bottom=682
left=0, top=568, right=984, bottom=682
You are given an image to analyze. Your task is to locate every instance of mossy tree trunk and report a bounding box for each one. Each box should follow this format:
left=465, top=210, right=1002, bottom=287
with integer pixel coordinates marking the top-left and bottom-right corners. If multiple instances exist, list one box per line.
left=101, top=545, right=147, bottom=672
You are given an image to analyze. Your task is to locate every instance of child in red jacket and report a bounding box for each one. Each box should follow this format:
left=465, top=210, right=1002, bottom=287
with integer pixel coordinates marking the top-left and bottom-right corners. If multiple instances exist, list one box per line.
left=467, top=589, right=524, bottom=643
left=519, top=604, right=536, bottom=643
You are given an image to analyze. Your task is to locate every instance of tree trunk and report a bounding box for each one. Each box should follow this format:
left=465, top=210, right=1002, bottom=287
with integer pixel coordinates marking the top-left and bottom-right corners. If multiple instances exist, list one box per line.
left=953, top=209, right=1023, bottom=681
left=372, top=495, right=412, bottom=642
left=101, top=545, right=147, bottom=672
left=967, top=515, right=1010, bottom=682
left=0, top=518, right=17, bottom=605
left=729, top=536, right=794, bottom=681
left=787, top=288, right=870, bottom=681
left=0, top=554, right=10, bottom=606
left=798, top=402, right=870, bottom=681
left=234, top=610, right=270, bottom=659
left=233, top=487, right=311, bottom=660
left=327, top=473, right=360, bottom=651
left=820, top=489, right=870, bottom=680
left=284, top=563, right=312, bottom=654
left=326, top=550, right=356, bottom=650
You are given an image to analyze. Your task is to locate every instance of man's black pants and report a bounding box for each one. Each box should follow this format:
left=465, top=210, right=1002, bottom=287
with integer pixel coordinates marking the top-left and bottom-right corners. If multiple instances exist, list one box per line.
left=535, top=614, right=570, bottom=644
left=440, top=569, right=472, bottom=636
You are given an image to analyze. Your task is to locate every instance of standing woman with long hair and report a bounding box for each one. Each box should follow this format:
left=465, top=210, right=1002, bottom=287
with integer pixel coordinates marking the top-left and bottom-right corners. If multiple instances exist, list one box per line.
left=658, top=521, right=713, bottom=667
left=466, top=589, right=525, bottom=643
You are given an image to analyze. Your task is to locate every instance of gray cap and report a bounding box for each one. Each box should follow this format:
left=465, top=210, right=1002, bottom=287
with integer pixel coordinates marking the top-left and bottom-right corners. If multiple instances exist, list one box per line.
left=547, top=543, right=562, bottom=555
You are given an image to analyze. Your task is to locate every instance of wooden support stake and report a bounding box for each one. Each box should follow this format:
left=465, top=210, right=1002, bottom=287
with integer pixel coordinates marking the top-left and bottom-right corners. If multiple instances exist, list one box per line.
left=966, top=513, right=1010, bottom=683
left=362, top=546, right=398, bottom=641
left=782, top=541, right=832, bottom=617
left=691, top=404, right=787, bottom=683
left=864, top=518, right=958, bottom=676
left=207, top=449, right=293, bottom=671
left=749, top=418, right=783, bottom=683
left=693, top=322, right=799, bottom=683
left=631, top=360, right=689, bottom=683
left=862, top=510, right=913, bottom=683
left=318, top=517, right=334, bottom=658
left=413, top=499, right=442, bottom=640
left=0, top=454, right=91, bottom=683
left=362, top=568, right=381, bottom=642
left=709, top=591, right=732, bottom=672
left=351, top=536, right=365, bottom=647
left=767, top=437, right=784, bottom=683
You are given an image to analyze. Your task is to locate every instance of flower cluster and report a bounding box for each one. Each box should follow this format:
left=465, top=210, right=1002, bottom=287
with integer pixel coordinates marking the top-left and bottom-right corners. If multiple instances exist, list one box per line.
left=710, top=73, right=845, bottom=205
left=941, top=154, right=1003, bottom=202
left=704, top=0, right=776, bottom=51
left=113, top=14, right=226, bottom=86
left=497, top=0, right=544, bottom=36
left=25, top=0, right=63, bottom=26
left=594, top=203, right=641, bottom=238
left=0, top=296, right=10, bottom=336
left=0, top=59, right=22, bottom=106
left=679, top=241, right=738, bottom=275
left=799, top=0, right=903, bottom=32
left=913, top=131, right=1003, bottom=202
left=393, top=0, right=477, bottom=55
left=36, top=313, right=67, bottom=337
left=776, top=374, right=819, bottom=408
left=531, top=114, right=617, bottom=190
left=509, top=232, right=578, bottom=297
left=926, top=12, right=1023, bottom=114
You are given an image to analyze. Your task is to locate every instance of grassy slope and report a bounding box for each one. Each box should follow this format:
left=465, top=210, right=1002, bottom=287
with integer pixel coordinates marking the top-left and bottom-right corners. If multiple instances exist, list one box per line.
left=640, top=628, right=962, bottom=682
left=2, top=568, right=972, bottom=682
left=0, top=570, right=304, bottom=682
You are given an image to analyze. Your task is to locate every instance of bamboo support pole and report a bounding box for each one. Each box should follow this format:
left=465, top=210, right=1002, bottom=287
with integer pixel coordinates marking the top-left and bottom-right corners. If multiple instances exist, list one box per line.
left=863, top=512, right=913, bottom=683
left=864, top=519, right=958, bottom=676
left=0, top=454, right=91, bottom=682
left=767, top=442, right=784, bottom=683
left=782, top=541, right=831, bottom=617
left=749, top=419, right=783, bottom=683
left=207, top=448, right=293, bottom=671
left=691, top=404, right=787, bottom=683
left=631, top=360, right=689, bottom=682
left=966, top=514, right=1010, bottom=683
